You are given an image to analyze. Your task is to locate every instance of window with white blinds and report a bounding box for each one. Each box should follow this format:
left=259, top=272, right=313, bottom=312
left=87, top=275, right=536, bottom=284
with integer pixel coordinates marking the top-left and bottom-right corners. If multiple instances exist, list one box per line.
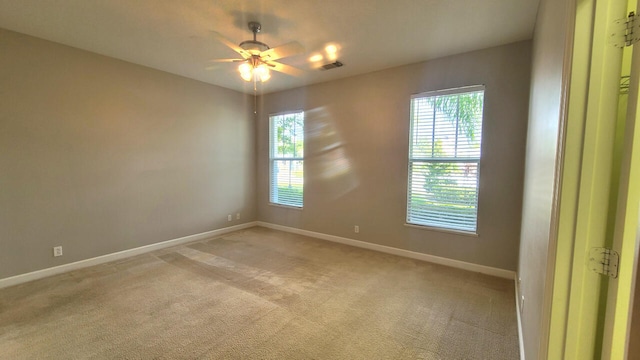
left=407, top=86, right=485, bottom=233
left=270, top=111, right=304, bottom=207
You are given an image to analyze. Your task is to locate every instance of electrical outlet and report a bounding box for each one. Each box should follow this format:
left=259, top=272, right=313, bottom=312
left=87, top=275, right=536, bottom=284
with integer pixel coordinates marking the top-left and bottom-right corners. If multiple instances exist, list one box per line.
left=354, top=225, right=359, bottom=233
left=227, top=214, right=232, bottom=221
left=53, top=246, right=63, bottom=257
left=520, top=295, right=525, bottom=312
left=236, top=213, right=240, bottom=220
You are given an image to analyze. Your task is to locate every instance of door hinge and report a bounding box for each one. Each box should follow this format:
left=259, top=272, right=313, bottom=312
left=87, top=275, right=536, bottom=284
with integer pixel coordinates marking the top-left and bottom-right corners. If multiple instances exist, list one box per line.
left=588, top=247, right=620, bottom=278
left=610, top=11, right=640, bottom=48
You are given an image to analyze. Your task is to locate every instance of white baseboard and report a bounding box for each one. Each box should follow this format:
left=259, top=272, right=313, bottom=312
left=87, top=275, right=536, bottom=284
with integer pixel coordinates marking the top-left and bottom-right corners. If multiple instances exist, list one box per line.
left=515, top=273, right=526, bottom=360
left=1, top=221, right=516, bottom=289
left=256, top=221, right=516, bottom=279
left=0, top=222, right=258, bottom=289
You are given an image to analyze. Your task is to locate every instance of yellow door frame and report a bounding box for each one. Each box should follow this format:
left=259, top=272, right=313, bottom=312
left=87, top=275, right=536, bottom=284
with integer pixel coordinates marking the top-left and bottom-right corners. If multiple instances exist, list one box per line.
left=601, top=4, right=640, bottom=356
left=547, top=0, right=628, bottom=359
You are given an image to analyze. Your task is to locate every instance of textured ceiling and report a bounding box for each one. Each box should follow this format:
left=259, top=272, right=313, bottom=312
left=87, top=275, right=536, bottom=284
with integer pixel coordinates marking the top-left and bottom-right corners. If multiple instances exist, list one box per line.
left=0, top=0, right=540, bottom=94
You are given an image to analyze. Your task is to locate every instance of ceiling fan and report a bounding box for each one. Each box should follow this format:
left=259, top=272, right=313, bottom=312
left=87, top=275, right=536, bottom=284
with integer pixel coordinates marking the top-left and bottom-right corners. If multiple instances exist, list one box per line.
left=209, top=22, right=304, bottom=83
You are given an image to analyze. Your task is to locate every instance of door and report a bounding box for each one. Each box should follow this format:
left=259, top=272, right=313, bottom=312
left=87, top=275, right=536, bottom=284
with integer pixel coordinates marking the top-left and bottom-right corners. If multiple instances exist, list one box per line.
left=600, top=11, right=640, bottom=356
left=547, top=0, right=639, bottom=359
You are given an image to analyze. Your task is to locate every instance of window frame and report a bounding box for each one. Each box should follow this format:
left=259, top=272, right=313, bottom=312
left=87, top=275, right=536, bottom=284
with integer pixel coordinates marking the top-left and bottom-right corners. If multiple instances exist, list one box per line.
left=406, top=85, right=485, bottom=234
left=269, top=111, right=305, bottom=208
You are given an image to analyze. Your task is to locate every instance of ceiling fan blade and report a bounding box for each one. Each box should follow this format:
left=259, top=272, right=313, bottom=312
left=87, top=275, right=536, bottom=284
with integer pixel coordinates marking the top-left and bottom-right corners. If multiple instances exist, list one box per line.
left=261, top=41, right=304, bottom=61
left=211, top=31, right=251, bottom=59
left=209, top=58, right=246, bottom=63
left=266, top=61, right=304, bottom=77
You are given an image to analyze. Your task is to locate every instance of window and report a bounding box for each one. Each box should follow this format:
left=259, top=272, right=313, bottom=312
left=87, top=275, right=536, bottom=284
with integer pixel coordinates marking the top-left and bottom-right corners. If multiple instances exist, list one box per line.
left=407, top=86, right=485, bottom=233
left=270, top=111, right=304, bottom=207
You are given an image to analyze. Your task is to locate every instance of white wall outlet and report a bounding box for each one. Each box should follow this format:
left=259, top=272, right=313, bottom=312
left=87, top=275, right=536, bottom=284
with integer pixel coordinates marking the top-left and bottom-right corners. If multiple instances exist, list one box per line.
left=227, top=214, right=232, bottom=221
left=354, top=225, right=359, bottom=233
left=236, top=213, right=240, bottom=220
left=53, top=246, right=63, bottom=257
left=520, top=295, right=525, bottom=312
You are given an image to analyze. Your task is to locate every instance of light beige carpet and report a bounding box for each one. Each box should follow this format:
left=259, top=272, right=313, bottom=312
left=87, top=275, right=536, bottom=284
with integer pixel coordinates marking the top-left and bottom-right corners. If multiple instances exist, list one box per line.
left=0, top=227, right=519, bottom=359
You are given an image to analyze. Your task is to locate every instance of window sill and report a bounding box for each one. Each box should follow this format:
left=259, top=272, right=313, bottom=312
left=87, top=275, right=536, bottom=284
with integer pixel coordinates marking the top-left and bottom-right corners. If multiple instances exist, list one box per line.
left=268, top=203, right=303, bottom=211
left=404, top=223, right=478, bottom=238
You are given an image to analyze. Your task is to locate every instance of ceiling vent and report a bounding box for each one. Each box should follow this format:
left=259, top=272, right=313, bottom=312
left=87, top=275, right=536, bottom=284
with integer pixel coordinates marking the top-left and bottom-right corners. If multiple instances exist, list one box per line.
left=320, top=61, right=344, bottom=71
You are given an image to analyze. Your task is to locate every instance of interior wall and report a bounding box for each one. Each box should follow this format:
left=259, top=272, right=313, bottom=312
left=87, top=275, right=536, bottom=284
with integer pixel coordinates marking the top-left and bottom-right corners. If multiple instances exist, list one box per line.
left=257, top=41, right=531, bottom=271
left=517, top=0, right=571, bottom=358
left=0, top=29, right=256, bottom=279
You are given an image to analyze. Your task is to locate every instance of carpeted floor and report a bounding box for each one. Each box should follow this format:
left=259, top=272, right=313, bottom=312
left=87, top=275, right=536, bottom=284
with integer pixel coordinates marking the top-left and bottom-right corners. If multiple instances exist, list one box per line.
left=0, top=227, right=519, bottom=359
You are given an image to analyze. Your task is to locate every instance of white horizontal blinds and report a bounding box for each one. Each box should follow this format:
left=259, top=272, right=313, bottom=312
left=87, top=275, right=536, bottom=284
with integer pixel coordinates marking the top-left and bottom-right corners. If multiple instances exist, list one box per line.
left=270, top=112, right=304, bottom=207
left=408, top=162, right=479, bottom=230
left=407, top=86, right=484, bottom=232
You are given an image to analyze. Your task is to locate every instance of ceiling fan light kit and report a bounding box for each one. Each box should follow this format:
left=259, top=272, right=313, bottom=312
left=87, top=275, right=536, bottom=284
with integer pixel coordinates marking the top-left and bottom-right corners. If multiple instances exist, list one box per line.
left=239, top=61, right=271, bottom=82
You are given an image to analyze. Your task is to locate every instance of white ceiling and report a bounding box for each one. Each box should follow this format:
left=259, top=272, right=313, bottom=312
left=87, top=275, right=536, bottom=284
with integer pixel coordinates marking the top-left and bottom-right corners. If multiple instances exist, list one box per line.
left=0, top=0, right=540, bottom=94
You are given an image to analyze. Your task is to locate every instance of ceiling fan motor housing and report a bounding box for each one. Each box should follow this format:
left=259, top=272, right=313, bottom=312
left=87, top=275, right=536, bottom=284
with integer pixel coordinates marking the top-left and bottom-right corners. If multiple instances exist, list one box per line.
left=239, top=21, right=269, bottom=54
left=239, top=40, right=269, bottom=54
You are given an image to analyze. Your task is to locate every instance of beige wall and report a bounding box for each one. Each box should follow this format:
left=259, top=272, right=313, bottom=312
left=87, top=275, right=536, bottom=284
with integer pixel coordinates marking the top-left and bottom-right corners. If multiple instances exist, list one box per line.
left=257, top=41, right=531, bottom=271
left=0, top=29, right=256, bottom=279
left=517, top=0, right=570, bottom=358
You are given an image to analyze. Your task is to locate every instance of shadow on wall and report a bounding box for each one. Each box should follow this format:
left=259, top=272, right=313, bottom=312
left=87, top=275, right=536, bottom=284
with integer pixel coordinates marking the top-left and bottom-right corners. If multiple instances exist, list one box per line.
left=305, top=106, right=359, bottom=200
